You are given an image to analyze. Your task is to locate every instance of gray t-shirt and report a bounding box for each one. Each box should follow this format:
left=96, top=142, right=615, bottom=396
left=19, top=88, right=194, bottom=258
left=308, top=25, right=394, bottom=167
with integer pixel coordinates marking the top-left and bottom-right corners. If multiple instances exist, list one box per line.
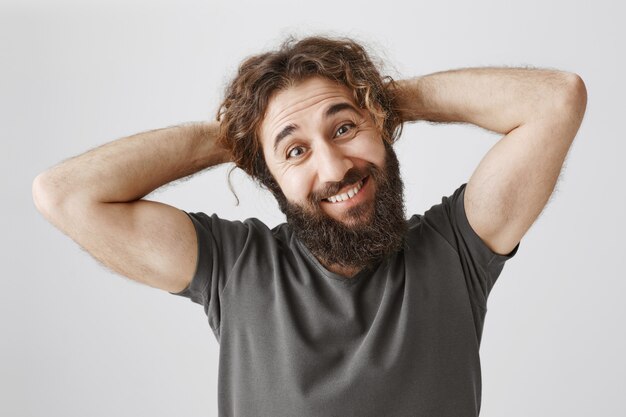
left=170, top=182, right=519, bottom=417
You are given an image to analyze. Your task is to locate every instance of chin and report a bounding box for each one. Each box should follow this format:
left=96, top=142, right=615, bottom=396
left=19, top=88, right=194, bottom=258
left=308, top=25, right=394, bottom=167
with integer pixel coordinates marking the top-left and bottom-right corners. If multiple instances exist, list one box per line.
left=330, top=203, right=375, bottom=227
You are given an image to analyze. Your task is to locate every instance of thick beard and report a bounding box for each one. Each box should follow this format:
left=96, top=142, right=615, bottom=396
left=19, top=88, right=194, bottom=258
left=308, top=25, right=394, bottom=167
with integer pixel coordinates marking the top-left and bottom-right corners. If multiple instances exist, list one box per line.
left=259, top=143, right=407, bottom=272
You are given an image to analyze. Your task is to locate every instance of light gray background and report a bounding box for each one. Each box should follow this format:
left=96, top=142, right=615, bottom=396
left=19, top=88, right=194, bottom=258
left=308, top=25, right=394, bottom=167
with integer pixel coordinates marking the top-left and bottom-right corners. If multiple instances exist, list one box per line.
left=2, top=0, right=623, bottom=416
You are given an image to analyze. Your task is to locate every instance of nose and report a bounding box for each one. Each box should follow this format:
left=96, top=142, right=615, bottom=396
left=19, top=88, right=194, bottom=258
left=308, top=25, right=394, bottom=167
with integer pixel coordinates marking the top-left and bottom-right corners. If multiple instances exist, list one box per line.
left=314, top=141, right=353, bottom=184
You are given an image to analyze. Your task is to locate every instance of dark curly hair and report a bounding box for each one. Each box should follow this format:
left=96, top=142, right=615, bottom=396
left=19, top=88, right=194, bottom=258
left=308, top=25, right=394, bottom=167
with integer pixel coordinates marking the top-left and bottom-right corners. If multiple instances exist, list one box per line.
left=216, top=35, right=404, bottom=192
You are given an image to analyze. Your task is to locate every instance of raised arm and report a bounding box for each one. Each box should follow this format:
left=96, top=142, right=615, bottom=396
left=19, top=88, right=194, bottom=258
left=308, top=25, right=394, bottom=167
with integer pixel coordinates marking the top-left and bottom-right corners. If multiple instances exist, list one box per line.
left=32, top=121, right=230, bottom=293
left=392, top=67, right=587, bottom=255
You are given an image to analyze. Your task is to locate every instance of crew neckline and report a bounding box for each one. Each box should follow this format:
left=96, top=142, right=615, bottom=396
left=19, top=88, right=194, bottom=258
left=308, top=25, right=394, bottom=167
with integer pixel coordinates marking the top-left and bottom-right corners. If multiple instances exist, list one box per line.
left=293, top=237, right=379, bottom=287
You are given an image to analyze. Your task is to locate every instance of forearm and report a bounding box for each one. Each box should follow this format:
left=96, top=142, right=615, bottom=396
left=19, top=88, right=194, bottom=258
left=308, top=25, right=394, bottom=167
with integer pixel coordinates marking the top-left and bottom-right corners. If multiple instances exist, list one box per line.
left=393, top=66, right=581, bottom=134
left=34, top=121, right=229, bottom=207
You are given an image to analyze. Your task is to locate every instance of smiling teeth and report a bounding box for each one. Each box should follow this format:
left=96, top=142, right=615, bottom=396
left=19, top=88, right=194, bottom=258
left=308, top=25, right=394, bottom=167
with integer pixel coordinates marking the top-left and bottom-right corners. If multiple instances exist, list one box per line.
left=327, top=180, right=363, bottom=203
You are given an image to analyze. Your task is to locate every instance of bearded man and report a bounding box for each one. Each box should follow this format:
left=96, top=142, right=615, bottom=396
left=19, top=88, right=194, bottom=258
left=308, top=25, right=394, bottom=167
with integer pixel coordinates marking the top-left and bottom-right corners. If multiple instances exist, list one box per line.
left=33, top=36, right=587, bottom=416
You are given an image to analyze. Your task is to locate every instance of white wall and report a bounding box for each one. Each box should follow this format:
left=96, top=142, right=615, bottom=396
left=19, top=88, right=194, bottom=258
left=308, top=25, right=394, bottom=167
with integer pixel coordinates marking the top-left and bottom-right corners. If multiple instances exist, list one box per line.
left=2, top=0, right=623, bottom=416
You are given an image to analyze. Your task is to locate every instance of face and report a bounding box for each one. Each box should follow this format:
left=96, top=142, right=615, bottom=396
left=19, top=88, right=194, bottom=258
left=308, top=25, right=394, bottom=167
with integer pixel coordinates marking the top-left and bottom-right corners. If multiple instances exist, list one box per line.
left=259, top=76, right=386, bottom=225
left=258, top=76, right=407, bottom=271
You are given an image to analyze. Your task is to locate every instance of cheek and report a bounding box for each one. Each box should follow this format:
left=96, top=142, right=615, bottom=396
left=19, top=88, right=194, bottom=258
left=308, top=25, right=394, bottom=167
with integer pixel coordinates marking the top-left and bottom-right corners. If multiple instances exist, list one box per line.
left=277, top=167, right=316, bottom=203
left=262, top=148, right=311, bottom=203
left=351, top=134, right=386, bottom=166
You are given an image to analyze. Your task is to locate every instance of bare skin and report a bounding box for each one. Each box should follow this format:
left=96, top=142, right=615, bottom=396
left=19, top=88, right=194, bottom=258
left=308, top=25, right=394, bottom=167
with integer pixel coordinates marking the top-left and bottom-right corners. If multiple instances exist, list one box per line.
left=32, top=122, right=229, bottom=293
left=32, top=67, right=586, bottom=289
left=392, top=68, right=586, bottom=255
left=259, top=78, right=385, bottom=225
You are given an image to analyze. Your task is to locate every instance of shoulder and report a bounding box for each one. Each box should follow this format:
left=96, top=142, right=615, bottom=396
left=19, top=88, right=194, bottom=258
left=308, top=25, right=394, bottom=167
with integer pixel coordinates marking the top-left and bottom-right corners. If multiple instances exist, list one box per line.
left=184, top=212, right=286, bottom=252
left=189, top=212, right=275, bottom=234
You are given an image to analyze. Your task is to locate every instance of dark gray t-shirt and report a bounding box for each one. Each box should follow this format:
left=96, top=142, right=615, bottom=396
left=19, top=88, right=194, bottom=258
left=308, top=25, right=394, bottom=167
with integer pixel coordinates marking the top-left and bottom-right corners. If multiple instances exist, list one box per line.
left=170, top=182, right=519, bottom=417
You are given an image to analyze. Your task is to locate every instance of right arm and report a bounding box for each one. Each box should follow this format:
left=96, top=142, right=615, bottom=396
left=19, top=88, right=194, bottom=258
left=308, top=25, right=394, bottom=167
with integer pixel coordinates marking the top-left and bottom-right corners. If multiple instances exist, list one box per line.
left=32, top=121, right=230, bottom=293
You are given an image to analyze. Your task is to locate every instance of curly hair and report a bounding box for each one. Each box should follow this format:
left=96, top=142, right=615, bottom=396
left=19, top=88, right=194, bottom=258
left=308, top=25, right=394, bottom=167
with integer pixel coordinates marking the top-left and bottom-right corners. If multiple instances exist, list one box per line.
left=216, top=35, right=403, bottom=190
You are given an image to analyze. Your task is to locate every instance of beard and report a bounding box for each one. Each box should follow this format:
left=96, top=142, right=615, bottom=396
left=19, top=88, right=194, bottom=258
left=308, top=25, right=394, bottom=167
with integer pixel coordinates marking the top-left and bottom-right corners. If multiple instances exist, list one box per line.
left=259, top=142, right=408, bottom=272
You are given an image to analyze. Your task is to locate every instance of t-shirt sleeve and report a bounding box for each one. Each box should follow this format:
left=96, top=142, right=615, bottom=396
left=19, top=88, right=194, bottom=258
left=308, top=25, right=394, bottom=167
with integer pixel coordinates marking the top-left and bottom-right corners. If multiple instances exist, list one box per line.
left=423, top=182, right=520, bottom=310
left=168, top=211, right=251, bottom=338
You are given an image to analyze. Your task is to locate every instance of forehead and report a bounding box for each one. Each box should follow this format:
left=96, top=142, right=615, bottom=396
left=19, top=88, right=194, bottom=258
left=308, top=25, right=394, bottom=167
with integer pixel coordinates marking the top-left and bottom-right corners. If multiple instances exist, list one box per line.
left=259, top=77, right=359, bottom=145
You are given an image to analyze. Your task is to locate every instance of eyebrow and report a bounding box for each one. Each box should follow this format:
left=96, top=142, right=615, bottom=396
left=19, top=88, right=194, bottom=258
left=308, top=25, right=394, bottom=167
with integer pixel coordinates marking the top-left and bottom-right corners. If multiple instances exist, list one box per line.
left=272, top=102, right=360, bottom=154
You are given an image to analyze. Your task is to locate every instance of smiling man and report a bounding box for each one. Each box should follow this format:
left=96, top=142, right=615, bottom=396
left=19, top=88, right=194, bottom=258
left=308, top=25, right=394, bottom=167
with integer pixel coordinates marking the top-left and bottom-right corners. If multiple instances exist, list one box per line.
left=258, top=77, right=407, bottom=277
left=33, top=36, right=587, bottom=416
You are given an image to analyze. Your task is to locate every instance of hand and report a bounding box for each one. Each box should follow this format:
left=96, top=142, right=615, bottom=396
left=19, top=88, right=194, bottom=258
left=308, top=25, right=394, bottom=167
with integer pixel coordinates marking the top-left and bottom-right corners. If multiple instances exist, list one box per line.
left=387, top=78, right=425, bottom=123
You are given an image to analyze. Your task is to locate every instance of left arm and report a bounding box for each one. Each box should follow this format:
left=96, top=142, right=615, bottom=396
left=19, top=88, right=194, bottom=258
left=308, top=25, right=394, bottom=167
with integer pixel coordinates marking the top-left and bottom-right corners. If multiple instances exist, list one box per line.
left=393, top=67, right=588, bottom=255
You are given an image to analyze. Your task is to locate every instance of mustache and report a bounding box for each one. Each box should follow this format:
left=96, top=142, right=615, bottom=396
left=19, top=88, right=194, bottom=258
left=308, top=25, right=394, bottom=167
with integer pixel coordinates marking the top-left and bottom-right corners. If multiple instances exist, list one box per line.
left=282, top=144, right=407, bottom=270
left=308, top=166, right=374, bottom=203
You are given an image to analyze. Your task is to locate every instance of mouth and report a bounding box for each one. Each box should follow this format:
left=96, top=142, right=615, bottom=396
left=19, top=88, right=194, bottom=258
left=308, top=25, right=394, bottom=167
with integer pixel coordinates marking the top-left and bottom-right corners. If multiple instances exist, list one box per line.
left=322, top=176, right=369, bottom=203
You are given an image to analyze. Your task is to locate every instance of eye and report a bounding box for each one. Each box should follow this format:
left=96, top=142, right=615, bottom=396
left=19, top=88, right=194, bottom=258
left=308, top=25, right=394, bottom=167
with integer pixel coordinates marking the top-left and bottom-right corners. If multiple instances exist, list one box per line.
left=287, top=146, right=306, bottom=159
left=335, top=123, right=355, bottom=138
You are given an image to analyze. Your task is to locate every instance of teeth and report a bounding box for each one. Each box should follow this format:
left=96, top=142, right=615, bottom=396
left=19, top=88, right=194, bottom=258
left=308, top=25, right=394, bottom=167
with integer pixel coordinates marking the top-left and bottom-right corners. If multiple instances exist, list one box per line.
left=325, top=179, right=364, bottom=203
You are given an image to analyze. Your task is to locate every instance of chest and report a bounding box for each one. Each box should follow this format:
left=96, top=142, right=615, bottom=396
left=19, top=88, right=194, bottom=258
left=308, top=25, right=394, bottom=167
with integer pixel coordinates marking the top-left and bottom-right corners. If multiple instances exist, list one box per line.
left=216, top=249, right=481, bottom=416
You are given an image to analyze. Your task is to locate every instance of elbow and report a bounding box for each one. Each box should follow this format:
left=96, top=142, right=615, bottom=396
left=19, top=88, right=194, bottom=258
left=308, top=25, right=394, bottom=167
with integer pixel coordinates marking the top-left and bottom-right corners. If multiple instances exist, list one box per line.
left=32, top=173, right=63, bottom=219
left=559, top=72, right=588, bottom=119
left=32, top=174, right=52, bottom=217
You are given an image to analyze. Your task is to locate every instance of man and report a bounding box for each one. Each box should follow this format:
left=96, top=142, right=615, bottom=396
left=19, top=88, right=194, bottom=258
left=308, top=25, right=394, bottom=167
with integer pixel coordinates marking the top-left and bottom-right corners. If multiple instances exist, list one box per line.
left=32, top=36, right=587, bottom=416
